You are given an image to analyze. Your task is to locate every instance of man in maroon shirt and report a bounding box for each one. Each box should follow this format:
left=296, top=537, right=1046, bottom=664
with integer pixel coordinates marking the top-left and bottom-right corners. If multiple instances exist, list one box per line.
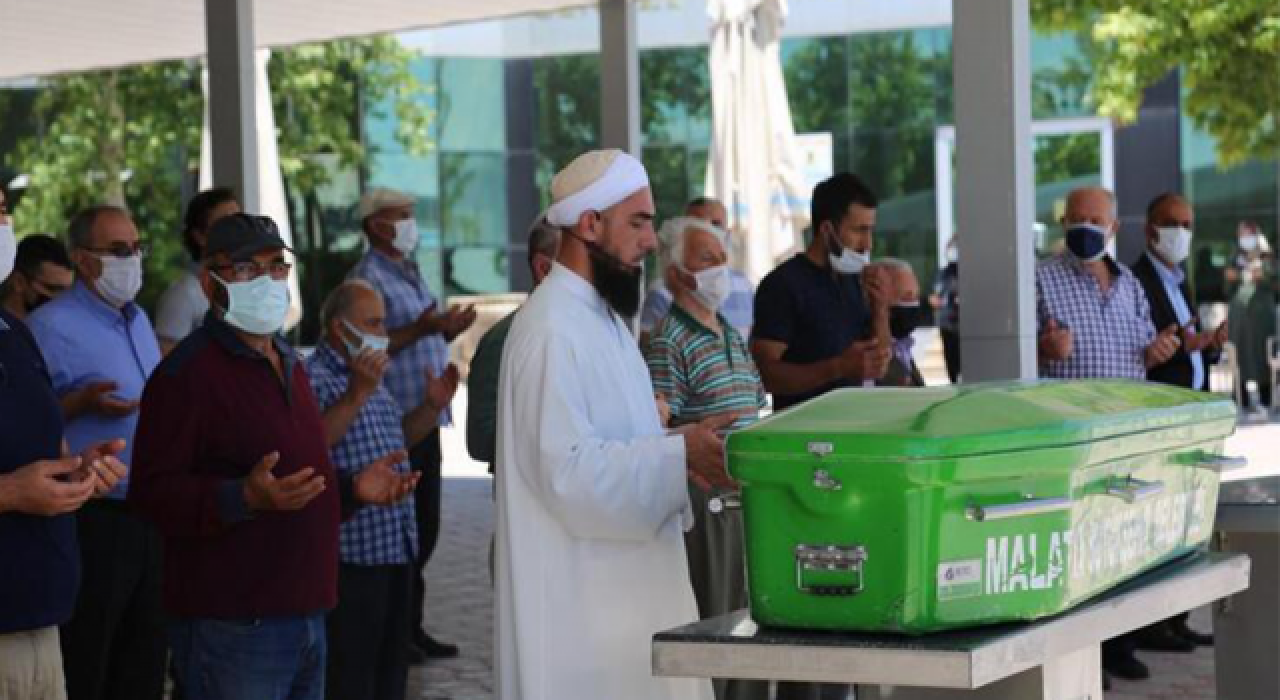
left=129, top=214, right=416, bottom=700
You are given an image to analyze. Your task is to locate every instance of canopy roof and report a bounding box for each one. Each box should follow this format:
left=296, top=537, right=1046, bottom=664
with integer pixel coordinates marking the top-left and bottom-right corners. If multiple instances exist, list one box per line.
left=0, top=0, right=593, bottom=80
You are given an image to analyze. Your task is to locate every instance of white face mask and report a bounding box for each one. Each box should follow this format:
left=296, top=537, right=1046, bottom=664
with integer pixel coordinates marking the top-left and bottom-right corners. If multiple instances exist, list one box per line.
left=392, top=218, right=420, bottom=256
left=214, top=273, right=291, bottom=336
left=826, top=230, right=870, bottom=275
left=685, top=264, right=731, bottom=311
left=341, top=318, right=390, bottom=357
left=95, top=254, right=144, bottom=308
left=1153, top=226, right=1192, bottom=265
left=0, top=223, right=15, bottom=286
left=1240, top=234, right=1259, bottom=252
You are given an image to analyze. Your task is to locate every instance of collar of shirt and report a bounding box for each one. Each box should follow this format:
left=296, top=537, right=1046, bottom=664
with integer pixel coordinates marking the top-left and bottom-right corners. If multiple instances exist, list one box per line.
left=202, top=311, right=298, bottom=398
left=1147, top=250, right=1186, bottom=287
left=313, top=339, right=350, bottom=374
left=369, top=248, right=422, bottom=285
left=70, top=279, right=138, bottom=326
left=0, top=316, right=8, bottom=332
left=669, top=301, right=733, bottom=341
left=549, top=262, right=612, bottom=319
left=1061, top=251, right=1123, bottom=281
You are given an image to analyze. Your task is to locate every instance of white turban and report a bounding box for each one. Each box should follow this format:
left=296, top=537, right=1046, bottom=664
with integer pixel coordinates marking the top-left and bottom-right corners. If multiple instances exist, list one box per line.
left=546, top=150, right=651, bottom=228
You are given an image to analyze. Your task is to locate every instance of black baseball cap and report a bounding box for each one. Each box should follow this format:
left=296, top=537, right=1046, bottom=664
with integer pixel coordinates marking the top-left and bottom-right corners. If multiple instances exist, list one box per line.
left=204, top=213, right=292, bottom=262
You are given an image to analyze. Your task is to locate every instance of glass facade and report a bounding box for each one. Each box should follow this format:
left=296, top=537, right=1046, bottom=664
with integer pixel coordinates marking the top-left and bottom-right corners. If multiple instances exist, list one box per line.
left=3, top=3, right=1274, bottom=344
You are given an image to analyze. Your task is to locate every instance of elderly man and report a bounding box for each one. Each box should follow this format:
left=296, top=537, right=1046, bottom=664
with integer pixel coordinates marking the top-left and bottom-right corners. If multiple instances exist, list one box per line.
left=307, top=280, right=459, bottom=700
left=643, top=216, right=768, bottom=700
left=348, top=188, right=475, bottom=659
left=27, top=206, right=166, bottom=700
left=156, top=188, right=240, bottom=354
left=466, top=216, right=561, bottom=472
left=639, top=197, right=754, bottom=342
left=867, top=258, right=927, bottom=387
left=752, top=173, right=891, bottom=411
left=129, top=214, right=416, bottom=700
left=0, top=234, right=73, bottom=319
left=496, top=150, right=730, bottom=700
left=0, top=195, right=128, bottom=700
left=1036, top=186, right=1179, bottom=684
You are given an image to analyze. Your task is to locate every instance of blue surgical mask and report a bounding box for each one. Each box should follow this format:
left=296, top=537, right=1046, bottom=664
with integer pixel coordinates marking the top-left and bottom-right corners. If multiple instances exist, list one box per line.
left=341, top=318, right=390, bottom=357
left=214, top=273, right=290, bottom=336
left=1065, top=223, right=1109, bottom=262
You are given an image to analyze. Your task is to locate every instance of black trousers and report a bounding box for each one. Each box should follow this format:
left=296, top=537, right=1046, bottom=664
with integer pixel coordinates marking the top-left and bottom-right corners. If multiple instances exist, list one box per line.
left=940, top=328, right=961, bottom=384
left=326, top=564, right=413, bottom=700
left=409, top=431, right=443, bottom=640
left=60, top=500, right=167, bottom=700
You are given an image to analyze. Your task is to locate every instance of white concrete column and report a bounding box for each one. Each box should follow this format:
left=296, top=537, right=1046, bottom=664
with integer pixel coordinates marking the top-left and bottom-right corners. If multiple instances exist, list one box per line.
left=205, top=0, right=261, bottom=212
left=953, top=0, right=1037, bottom=381
left=599, top=0, right=641, bottom=155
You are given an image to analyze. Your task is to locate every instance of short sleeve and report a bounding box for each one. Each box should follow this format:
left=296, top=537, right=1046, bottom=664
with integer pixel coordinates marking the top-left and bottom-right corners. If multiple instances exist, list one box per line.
left=644, top=333, right=689, bottom=419
left=751, top=268, right=796, bottom=345
left=155, top=278, right=197, bottom=342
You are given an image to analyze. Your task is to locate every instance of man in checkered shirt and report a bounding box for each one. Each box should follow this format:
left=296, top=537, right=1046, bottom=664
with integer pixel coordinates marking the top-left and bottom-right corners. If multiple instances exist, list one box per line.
left=307, top=280, right=459, bottom=697
left=347, top=188, right=476, bottom=660
left=1037, top=186, right=1181, bottom=381
left=1035, top=185, right=1181, bottom=686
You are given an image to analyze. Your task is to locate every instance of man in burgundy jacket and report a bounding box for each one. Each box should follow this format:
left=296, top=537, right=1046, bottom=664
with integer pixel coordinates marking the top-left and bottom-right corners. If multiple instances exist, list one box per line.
left=129, top=214, right=415, bottom=700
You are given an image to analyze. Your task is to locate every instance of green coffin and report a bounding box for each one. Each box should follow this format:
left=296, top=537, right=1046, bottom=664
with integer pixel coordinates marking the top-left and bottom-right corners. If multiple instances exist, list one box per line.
left=728, top=380, right=1237, bottom=634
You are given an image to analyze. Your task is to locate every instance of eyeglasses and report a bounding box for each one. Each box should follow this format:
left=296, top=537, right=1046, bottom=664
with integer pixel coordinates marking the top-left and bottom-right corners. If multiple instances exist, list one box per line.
left=212, top=260, right=293, bottom=282
left=82, top=243, right=150, bottom=260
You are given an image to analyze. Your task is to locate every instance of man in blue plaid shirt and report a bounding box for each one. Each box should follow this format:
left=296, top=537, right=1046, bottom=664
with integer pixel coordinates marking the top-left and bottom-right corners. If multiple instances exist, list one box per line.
left=1037, top=186, right=1180, bottom=381
left=348, top=188, right=476, bottom=659
left=1035, top=185, right=1181, bottom=687
left=307, top=280, right=459, bottom=698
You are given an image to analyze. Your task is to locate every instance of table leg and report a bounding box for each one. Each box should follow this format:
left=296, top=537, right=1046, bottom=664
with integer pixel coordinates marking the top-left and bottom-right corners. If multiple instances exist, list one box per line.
left=860, top=644, right=1103, bottom=700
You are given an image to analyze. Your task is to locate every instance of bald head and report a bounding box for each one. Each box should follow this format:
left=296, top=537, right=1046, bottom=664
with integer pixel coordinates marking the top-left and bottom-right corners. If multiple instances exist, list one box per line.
left=1063, top=186, right=1118, bottom=232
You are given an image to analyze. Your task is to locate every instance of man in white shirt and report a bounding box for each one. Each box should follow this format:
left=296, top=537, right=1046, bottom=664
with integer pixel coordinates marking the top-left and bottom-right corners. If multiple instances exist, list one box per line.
left=495, top=150, right=731, bottom=700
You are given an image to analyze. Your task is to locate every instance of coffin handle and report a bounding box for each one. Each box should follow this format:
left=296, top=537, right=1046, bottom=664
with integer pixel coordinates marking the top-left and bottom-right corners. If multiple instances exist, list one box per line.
left=1106, top=477, right=1166, bottom=504
left=1195, top=455, right=1248, bottom=473
left=964, top=496, right=1072, bottom=522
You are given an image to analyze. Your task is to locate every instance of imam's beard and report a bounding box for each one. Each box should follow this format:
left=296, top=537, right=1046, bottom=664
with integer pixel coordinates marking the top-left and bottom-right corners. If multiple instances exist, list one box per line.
left=587, top=240, right=643, bottom=318
left=571, top=219, right=644, bottom=318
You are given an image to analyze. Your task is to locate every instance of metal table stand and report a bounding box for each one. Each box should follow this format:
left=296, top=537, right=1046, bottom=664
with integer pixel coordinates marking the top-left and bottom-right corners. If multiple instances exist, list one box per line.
left=654, top=552, right=1249, bottom=700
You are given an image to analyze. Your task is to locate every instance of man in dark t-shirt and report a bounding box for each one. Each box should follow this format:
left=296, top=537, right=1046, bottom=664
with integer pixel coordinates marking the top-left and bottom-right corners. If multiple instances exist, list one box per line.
left=752, top=172, right=891, bottom=412
left=0, top=214, right=127, bottom=697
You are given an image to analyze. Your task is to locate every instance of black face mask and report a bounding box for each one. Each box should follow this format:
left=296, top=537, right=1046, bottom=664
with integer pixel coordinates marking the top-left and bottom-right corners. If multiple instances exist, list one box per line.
left=889, top=304, right=926, bottom=340
left=568, top=227, right=644, bottom=318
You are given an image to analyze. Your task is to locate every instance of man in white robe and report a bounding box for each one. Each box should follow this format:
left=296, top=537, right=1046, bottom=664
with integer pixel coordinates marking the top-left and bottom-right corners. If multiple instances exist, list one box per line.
left=495, top=150, right=732, bottom=700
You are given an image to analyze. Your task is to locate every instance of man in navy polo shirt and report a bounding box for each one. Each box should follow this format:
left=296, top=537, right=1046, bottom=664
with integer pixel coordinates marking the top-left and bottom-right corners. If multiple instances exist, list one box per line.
left=0, top=203, right=128, bottom=700
left=751, top=173, right=891, bottom=412
left=750, top=174, right=892, bottom=700
left=129, top=214, right=417, bottom=700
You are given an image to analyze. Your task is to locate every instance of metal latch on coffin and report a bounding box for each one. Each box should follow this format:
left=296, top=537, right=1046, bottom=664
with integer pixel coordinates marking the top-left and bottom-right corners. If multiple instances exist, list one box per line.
left=795, top=544, right=867, bottom=596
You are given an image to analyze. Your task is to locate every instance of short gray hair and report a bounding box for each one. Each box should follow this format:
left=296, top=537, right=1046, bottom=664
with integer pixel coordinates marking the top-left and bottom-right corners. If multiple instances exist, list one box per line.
left=658, top=216, right=729, bottom=270
left=67, top=205, right=129, bottom=249
left=527, top=216, right=561, bottom=265
left=320, top=279, right=379, bottom=329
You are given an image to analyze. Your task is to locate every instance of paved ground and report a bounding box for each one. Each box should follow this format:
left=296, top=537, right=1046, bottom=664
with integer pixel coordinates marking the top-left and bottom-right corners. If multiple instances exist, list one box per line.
left=410, top=354, right=1278, bottom=699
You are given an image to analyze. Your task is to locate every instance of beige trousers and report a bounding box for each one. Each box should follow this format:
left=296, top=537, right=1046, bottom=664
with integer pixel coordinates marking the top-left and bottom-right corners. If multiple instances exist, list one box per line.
left=0, top=627, right=67, bottom=700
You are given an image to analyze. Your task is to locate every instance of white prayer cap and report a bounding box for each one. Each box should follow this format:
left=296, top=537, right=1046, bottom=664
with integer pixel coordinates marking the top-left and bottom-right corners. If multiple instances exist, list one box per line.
left=357, top=187, right=415, bottom=219
left=546, top=150, right=651, bottom=228
left=659, top=216, right=729, bottom=268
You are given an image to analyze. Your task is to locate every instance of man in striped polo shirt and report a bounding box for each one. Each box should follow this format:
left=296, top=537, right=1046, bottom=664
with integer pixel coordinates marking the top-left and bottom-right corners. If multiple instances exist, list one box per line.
left=643, top=216, right=767, bottom=700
